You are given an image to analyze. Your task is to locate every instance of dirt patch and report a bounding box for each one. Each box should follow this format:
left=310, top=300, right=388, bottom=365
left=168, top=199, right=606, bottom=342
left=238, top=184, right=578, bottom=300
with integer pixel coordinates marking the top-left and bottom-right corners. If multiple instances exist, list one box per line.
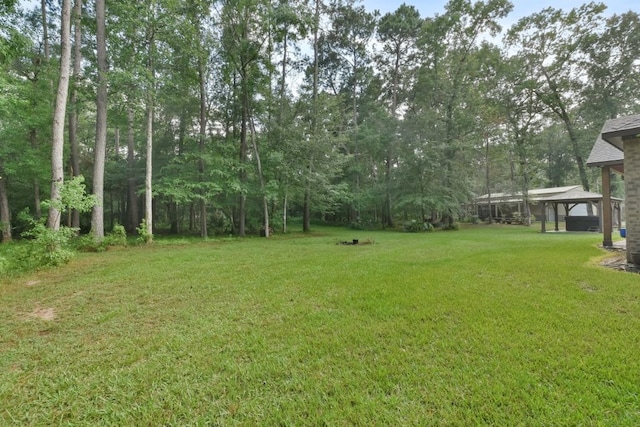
left=27, top=307, right=56, bottom=321
left=600, top=253, right=640, bottom=274
left=25, top=280, right=41, bottom=287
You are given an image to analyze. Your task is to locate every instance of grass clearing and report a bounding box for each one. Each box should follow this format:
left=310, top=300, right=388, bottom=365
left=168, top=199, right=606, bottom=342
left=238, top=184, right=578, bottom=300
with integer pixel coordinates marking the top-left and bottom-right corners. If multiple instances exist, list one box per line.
left=2, top=225, right=640, bottom=425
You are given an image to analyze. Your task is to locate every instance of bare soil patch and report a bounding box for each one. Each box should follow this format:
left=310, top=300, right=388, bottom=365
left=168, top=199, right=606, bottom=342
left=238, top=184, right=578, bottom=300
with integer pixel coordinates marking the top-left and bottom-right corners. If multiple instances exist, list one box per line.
left=27, top=307, right=56, bottom=321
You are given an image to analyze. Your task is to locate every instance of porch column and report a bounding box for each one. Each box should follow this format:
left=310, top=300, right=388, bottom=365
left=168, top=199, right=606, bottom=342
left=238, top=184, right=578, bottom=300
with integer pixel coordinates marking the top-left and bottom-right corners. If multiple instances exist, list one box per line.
left=553, top=202, right=559, bottom=232
left=625, top=139, right=640, bottom=264
left=541, top=202, right=546, bottom=233
left=601, top=166, right=612, bottom=246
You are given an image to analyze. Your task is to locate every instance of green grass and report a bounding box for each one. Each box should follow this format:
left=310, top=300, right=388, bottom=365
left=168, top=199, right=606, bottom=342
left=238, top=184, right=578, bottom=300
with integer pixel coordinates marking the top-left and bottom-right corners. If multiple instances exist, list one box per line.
left=2, top=225, right=640, bottom=425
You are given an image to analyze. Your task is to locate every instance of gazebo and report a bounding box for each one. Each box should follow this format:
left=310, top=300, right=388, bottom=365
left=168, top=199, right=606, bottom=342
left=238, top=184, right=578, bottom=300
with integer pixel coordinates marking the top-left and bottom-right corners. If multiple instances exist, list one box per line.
left=474, top=186, right=620, bottom=232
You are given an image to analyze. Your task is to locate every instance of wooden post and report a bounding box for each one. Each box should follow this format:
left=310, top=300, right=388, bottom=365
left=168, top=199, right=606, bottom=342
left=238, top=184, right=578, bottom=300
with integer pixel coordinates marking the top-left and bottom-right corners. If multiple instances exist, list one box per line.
left=553, top=202, right=559, bottom=232
left=602, top=166, right=613, bottom=247
left=541, top=202, right=546, bottom=233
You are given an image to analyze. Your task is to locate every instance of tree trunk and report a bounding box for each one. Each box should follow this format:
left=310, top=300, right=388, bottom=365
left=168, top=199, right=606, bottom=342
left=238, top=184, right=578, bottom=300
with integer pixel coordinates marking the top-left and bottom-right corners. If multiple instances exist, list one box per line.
left=41, top=0, right=50, bottom=60
left=68, top=0, right=82, bottom=229
left=142, top=12, right=156, bottom=243
left=126, top=107, right=138, bottom=233
left=484, top=134, right=493, bottom=224
left=250, top=118, right=269, bottom=237
left=198, top=54, right=207, bottom=238
left=145, top=97, right=153, bottom=242
left=0, top=165, right=11, bottom=242
left=29, top=126, right=41, bottom=220
left=91, top=0, right=107, bottom=242
left=238, top=96, right=248, bottom=237
left=282, top=191, right=287, bottom=234
left=46, top=0, right=71, bottom=231
left=304, top=0, right=321, bottom=234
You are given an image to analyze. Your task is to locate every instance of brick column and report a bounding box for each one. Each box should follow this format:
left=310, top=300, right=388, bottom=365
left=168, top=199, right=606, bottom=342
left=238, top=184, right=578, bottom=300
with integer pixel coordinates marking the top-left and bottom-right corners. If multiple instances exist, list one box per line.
left=624, top=140, right=640, bottom=264
left=602, top=166, right=612, bottom=247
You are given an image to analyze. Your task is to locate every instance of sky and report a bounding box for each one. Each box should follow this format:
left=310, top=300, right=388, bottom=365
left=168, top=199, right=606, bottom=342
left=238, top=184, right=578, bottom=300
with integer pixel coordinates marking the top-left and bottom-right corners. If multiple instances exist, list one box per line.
left=363, top=0, right=633, bottom=24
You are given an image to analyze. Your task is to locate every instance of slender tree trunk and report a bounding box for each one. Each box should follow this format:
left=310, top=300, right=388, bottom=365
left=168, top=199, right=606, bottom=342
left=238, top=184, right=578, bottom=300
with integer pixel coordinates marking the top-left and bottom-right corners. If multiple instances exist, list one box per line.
left=46, top=0, right=72, bottom=231
left=114, top=128, right=120, bottom=159
left=304, top=0, right=321, bottom=233
left=30, top=131, right=41, bottom=219
left=0, top=165, right=11, bottom=242
left=126, top=107, right=138, bottom=233
left=91, top=0, right=108, bottom=242
left=238, top=58, right=250, bottom=237
left=282, top=191, right=287, bottom=234
left=145, top=98, right=153, bottom=241
left=41, top=0, right=50, bottom=60
left=250, top=118, right=269, bottom=237
left=68, top=0, right=82, bottom=229
left=485, top=134, right=492, bottom=224
left=144, top=25, right=155, bottom=243
left=198, top=55, right=207, bottom=238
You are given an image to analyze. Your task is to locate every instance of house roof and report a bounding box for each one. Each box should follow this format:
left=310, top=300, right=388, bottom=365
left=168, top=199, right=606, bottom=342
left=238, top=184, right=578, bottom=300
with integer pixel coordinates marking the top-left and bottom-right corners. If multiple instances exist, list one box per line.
left=600, top=114, right=640, bottom=150
left=476, top=185, right=621, bottom=204
left=587, top=135, right=624, bottom=169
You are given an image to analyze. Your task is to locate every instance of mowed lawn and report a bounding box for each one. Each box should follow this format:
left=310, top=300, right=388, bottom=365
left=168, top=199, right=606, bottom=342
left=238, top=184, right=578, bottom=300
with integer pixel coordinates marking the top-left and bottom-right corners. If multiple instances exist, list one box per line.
left=1, top=225, right=640, bottom=425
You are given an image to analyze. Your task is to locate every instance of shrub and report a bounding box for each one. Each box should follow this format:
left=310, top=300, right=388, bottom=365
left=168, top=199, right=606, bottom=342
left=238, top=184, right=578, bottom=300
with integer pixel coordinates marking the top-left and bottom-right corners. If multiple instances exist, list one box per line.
left=0, top=255, right=8, bottom=276
left=137, top=219, right=152, bottom=244
left=442, top=222, right=460, bottom=231
left=105, top=224, right=127, bottom=247
left=20, top=222, right=77, bottom=269
left=403, top=220, right=420, bottom=233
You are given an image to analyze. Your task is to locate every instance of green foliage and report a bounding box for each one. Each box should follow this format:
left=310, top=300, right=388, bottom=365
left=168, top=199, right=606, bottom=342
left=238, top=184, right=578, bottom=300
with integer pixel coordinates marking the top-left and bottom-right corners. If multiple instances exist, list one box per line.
left=105, top=224, right=127, bottom=247
left=0, top=254, right=7, bottom=275
left=75, top=224, right=128, bottom=253
left=442, top=222, right=460, bottom=231
left=18, top=219, right=77, bottom=269
left=136, top=219, right=152, bottom=244
left=402, top=219, right=422, bottom=233
left=402, top=219, right=434, bottom=233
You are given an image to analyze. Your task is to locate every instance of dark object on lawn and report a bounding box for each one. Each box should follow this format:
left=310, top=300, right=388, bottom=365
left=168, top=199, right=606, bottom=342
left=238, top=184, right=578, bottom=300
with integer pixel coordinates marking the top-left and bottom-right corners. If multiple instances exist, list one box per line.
left=338, top=239, right=374, bottom=246
left=338, top=240, right=359, bottom=245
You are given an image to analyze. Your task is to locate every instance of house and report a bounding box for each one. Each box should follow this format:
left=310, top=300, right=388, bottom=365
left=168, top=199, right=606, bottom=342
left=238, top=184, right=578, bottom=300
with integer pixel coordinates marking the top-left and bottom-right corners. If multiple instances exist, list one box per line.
left=587, top=114, right=640, bottom=264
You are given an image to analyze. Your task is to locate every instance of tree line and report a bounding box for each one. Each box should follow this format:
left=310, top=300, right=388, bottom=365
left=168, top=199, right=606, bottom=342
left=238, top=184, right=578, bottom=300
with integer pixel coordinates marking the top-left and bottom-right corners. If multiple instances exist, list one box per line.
left=0, top=0, right=638, bottom=243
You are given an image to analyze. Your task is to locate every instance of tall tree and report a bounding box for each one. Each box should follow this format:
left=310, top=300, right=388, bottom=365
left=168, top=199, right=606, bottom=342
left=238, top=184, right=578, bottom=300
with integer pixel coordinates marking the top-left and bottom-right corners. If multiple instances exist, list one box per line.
left=46, top=0, right=72, bottom=231
left=376, top=3, right=422, bottom=226
left=506, top=2, right=606, bottom=192
left=68, top=0, right=82, bottom=229
left=91, top=0, right=108, bottom=242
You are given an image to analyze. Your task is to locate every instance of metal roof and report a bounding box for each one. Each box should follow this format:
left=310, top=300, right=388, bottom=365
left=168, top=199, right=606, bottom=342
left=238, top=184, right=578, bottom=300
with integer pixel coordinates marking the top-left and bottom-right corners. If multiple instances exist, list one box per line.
left=476, top=185, right=621, bottom=204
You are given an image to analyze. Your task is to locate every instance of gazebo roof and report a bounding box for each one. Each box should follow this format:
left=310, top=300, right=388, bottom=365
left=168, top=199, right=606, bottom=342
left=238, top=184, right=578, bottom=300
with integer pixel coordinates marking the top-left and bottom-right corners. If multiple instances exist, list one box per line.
left=476, top=185, right=620, bottom=204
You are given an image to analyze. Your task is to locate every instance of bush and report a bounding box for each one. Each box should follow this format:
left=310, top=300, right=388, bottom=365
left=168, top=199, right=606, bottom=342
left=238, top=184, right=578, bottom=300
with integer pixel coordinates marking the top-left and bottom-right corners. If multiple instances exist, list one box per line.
left=105, top=224, right=127, bottom=247
left=137, top=219, right=152, bottom=244
left=20, top=222, right=77, bottom=269
left=0, top=255, right=8, bottom=276
left=442, top=222, right=460, bottom=231
left=403, top=220, right=434, bottom=233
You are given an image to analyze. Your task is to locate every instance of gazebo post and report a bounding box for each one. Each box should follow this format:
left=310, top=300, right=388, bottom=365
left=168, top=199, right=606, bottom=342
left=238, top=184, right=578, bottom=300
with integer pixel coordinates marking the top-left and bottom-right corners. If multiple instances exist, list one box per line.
left=553, top=203, right=559, bottom=231
left=541, top=202, right=546, bottom=233
left=602, top=166, right=613, bottom=247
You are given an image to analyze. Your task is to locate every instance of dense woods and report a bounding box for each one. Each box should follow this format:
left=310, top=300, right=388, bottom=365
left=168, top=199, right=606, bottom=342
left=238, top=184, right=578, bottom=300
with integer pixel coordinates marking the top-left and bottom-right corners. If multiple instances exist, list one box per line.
left=0, top=0, right=638, bottom=242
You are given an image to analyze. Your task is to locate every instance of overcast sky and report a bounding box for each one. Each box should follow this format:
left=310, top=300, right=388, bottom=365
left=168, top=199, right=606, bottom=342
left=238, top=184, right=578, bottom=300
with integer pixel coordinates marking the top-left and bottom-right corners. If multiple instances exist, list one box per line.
left=364, top=0, right=633, bottom=24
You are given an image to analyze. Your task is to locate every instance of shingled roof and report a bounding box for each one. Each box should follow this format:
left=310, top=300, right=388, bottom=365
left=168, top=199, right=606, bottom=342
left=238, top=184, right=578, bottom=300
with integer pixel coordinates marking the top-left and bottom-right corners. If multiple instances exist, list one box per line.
left=600, top=114, right=640, bottom=150
left=586, top=135, right=624, bottom=168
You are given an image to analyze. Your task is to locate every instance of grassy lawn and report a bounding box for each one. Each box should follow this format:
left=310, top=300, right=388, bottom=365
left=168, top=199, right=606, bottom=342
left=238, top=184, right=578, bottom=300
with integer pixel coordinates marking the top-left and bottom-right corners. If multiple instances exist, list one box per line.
left=1, top=225, right=639, bottom=425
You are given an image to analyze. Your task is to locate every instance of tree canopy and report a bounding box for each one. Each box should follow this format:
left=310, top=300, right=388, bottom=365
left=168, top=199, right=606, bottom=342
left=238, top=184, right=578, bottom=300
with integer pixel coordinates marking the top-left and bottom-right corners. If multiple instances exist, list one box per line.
left=0, top=0, right=638, bottom=241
